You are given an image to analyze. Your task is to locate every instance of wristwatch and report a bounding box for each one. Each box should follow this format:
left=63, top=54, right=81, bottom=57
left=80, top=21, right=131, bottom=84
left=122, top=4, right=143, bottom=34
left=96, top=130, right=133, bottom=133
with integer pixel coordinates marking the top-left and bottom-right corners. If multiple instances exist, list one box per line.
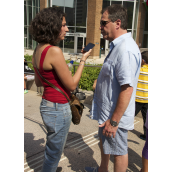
left=110, top=119, right=119, bottom=127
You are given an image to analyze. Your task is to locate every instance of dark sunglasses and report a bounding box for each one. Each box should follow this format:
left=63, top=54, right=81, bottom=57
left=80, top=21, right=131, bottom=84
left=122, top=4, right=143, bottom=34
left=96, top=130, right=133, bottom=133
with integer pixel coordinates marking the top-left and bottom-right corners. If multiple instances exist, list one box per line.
left=100, top=20, right=111, bottom=27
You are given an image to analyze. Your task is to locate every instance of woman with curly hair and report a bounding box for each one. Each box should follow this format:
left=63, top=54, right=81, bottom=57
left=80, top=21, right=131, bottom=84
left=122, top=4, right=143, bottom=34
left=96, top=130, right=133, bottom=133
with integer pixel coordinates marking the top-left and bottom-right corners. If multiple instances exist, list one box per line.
left=30, top=7, right=92, bottom=172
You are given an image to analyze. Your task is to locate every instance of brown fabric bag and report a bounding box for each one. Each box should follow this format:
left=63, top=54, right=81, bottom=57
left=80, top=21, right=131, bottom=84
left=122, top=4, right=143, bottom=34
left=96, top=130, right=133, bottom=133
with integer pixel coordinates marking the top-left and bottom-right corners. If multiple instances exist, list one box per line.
left=34, top=64, right=83, bottom=125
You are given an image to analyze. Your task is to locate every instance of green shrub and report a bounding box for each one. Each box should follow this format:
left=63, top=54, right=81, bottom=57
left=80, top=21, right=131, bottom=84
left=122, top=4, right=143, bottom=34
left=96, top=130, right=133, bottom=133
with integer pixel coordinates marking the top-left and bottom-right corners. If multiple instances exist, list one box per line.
left=24, top=55, right=102, bottom=91
left=24, top=54, right=34, bottom=71
left=66, top=60, right=102, bottom=91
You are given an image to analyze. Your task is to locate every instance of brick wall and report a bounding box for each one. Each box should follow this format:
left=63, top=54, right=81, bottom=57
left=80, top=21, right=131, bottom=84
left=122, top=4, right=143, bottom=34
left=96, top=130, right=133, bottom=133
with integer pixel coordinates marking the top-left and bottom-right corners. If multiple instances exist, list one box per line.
left=40, top=0, right=47, bottom=11
left=86, top=0, right=103, bottom=59
left=136, top=2, right=146, bottom=48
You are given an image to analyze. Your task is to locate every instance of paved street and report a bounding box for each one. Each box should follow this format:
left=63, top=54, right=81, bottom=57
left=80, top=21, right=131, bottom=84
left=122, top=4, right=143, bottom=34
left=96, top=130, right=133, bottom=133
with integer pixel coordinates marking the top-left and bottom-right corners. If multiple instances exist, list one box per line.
left=24, top=90, right=145, bottom=172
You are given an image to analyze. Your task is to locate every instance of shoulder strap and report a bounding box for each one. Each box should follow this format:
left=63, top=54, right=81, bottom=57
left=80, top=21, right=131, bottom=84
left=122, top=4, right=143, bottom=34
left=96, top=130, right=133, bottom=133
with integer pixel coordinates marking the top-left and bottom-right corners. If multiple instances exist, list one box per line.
left=34, top=46, right=70, bottom=103
left=40, top=45, right=52, bottom=71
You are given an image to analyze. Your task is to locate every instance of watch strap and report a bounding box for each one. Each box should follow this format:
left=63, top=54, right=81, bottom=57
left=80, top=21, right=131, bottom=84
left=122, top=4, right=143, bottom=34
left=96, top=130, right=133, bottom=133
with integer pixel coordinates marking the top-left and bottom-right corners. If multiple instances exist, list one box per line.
left=110, top=119, right=119, bottom=127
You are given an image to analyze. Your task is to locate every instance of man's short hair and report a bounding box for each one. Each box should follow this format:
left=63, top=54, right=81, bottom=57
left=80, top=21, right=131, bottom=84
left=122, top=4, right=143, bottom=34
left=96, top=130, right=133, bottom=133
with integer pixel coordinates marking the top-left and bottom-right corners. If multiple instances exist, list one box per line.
left=141, top=51, right=148, bottom=64
left=101, top=4, right=128, bottom=30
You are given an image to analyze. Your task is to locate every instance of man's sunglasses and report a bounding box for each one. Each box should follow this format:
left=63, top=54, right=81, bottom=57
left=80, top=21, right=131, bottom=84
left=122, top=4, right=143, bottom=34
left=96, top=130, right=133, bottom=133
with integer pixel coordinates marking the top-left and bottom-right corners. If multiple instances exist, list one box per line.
left=100, top=20, right=111, bottom=27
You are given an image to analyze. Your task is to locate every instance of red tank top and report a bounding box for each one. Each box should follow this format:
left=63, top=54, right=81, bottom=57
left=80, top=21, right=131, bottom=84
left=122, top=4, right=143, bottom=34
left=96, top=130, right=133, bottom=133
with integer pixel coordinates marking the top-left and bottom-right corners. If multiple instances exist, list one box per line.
left=34, top=45, right=70, bottom=103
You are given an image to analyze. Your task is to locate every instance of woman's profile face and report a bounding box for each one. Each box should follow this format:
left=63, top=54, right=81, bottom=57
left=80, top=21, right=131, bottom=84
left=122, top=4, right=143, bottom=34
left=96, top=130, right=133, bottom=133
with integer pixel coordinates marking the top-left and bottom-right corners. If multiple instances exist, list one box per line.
left=58, top=17, right=69, bottom=40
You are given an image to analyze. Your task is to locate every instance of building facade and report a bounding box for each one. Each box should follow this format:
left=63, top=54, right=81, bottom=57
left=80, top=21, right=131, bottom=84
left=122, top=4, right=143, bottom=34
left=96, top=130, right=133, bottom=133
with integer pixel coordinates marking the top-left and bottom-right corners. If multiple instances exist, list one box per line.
left=24, top=0, right=148, bottom=58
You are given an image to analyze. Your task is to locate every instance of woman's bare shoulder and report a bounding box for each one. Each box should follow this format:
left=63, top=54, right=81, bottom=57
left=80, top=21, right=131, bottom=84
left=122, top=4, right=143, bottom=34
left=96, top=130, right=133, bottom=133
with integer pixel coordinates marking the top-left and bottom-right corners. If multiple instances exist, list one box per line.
left=49, top=46, right=63, bottom=55
left=47, top=46, right=65, bottom=64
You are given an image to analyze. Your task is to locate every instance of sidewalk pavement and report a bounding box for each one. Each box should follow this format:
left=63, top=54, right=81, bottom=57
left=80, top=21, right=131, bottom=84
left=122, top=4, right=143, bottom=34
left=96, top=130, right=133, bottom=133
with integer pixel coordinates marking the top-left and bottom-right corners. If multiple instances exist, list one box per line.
left=24, top=90, right=145, bottom=172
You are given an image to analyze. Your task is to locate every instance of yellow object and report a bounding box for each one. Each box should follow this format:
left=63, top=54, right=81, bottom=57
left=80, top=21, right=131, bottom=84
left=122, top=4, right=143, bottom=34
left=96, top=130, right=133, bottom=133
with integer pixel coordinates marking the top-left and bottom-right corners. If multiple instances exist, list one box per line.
left=135, top=64, right=148, bottom=103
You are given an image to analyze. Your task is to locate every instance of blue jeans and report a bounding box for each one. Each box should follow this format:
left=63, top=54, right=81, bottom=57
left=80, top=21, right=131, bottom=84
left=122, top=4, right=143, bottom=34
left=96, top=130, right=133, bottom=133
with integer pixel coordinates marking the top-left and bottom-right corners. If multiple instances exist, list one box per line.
left=40, top=98, right=72, bottom=172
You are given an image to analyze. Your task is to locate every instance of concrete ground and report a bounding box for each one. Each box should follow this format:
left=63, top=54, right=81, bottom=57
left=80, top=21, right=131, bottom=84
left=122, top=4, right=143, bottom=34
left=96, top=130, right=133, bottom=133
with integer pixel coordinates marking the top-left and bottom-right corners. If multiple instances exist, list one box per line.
left=24, top=90, right=145, bottom=172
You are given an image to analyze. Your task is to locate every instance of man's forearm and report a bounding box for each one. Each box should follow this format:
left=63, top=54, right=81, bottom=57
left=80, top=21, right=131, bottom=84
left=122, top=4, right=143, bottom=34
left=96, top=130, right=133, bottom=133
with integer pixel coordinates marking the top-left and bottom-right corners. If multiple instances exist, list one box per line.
left=111, top=84, right=133, bottom=122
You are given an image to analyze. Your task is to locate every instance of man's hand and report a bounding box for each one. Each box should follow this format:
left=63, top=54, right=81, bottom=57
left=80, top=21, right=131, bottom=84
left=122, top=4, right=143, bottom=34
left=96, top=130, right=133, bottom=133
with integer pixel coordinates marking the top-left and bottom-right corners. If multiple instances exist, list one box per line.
left=99, top=119, right=118, bottom=138
left=92, top=79, right=97, bottom=91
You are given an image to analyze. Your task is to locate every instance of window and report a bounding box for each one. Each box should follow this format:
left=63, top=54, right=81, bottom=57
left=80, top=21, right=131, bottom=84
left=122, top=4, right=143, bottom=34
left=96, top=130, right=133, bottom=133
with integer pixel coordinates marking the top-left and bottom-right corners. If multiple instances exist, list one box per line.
left=52, top=0, right=87, bottom=53
left=76, top=27, right=86, bottom=33
left=24, top=0, right=40, bottom=49
left=123, top=1, right=134, bottom=29
left=142, top=11, right=148, bottom=48
left=76, top=0, right=87, bottom=27
left=102, top=0, right=110, bottom=9
left=65, top=6, right=75, bottom=26
left=52, top=0, right=65, bottom=11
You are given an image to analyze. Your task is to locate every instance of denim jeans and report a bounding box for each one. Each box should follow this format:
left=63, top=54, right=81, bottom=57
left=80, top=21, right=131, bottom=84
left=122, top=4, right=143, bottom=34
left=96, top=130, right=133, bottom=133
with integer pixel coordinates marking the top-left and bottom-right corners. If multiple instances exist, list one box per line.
left=40, top=98, right=72, bottom=172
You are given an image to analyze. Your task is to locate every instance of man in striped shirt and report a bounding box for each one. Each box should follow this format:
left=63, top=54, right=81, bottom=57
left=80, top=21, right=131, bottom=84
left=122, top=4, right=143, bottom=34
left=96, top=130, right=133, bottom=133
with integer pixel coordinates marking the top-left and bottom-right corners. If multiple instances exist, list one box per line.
left=135, top=51, right=148, bottom=140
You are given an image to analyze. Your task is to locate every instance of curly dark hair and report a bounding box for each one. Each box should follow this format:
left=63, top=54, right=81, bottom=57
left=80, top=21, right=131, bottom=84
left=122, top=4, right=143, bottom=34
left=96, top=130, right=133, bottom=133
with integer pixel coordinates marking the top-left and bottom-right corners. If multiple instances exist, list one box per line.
left=101, top=4, right=128, bottom=30
left=29, top=7, right=66, bottom=45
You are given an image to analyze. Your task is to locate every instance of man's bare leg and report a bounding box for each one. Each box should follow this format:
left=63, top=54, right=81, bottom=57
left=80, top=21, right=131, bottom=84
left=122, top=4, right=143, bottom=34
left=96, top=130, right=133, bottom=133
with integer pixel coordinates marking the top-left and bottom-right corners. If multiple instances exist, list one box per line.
left=98, top=138, right=110, bottom=172
left=114, top=154, right=128, bottom=172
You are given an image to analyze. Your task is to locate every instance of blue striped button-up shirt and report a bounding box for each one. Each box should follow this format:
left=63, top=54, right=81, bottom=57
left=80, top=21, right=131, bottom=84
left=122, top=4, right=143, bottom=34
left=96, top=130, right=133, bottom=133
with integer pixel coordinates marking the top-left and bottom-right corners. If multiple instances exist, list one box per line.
left=90, top=32, right=141, bottom=130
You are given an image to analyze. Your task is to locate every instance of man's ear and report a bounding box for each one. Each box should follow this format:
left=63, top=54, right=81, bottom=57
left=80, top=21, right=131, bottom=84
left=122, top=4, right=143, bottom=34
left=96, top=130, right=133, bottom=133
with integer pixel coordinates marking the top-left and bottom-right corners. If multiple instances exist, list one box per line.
left=116, top=19, right=121, bottom=29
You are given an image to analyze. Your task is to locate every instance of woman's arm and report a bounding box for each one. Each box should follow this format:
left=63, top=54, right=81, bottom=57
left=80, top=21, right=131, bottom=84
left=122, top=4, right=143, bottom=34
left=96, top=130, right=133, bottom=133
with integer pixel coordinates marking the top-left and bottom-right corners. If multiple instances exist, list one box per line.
left=49, top=46, right=91, bottom=91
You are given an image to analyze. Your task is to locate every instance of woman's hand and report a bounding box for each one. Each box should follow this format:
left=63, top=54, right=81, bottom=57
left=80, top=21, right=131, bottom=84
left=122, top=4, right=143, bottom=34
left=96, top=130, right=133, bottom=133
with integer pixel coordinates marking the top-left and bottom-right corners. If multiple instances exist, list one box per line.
left=81, top=47, right=86, bottom=54
left=81, top=47, right=92, bottom=61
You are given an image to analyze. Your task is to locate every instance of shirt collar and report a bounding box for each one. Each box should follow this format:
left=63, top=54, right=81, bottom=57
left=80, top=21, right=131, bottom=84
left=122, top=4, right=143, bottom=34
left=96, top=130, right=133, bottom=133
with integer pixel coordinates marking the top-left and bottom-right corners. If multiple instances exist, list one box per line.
left=110, top=32, right=131, bottom=49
